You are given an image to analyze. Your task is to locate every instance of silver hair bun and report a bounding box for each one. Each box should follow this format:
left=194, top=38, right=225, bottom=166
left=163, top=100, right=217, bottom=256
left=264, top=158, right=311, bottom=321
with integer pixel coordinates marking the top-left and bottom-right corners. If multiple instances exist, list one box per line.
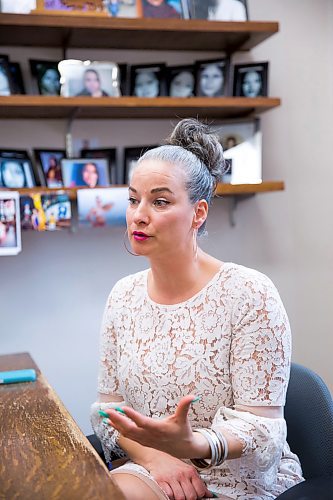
left=166, top=118, right=225, bottom=186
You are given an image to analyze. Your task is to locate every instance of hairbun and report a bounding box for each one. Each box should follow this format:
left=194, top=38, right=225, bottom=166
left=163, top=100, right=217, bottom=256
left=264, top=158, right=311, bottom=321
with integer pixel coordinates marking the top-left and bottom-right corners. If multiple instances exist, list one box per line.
left=166, top=118, right=225, bottom=184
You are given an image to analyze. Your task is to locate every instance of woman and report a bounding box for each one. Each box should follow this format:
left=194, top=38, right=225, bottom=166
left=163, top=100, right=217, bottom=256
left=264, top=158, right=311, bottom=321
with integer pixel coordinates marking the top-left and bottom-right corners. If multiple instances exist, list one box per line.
left=198, top=63, right=225, bottom=97
left=90, top=119, right=304, bottom=499
left=76, top=69, right=109, bottom=97
left=208, top=0, right=247, bottom=21
left=39, top=67, right=60, bottom=96
left=142, top=0, right=181, bottom=19
left=134, top=70, right=160, bottom=98
left=241, top=70, right=262, bottom=98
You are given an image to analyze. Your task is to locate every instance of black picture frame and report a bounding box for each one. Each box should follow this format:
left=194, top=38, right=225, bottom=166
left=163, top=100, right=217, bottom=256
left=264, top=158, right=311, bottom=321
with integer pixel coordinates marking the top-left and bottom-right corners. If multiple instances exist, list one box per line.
left=166, top=65, right=196, bottom=98
left=130, top=63, right=167, bottom=98
left=29, top=59, right=61, bottom=96
left=0, top=150, right=38, bottom=188
left=9, top=62, right=26, bottom=94
left=0, top=57, right=14, bottom=96
left=233, top=62, right=269, bottom=98
left=123, top=145, right=158, bottom=184
left=187, top=0, right=248, bottom=20
left=195, top=57, right=230, bottom=97
left=80, top=148, right=117, bottom=184
left=141, top=0, right=184, bottom=19
left=33, top=149, right=66, bottom=188
left=118, top=63, right=129, bottom=96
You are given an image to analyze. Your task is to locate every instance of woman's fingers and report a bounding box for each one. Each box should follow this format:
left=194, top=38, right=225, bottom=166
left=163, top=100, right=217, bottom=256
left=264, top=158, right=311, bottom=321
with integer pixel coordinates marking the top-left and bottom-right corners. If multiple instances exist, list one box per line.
left=174, top=395, right=199, bottom=423
left=191, top=474, right=214, bottom=498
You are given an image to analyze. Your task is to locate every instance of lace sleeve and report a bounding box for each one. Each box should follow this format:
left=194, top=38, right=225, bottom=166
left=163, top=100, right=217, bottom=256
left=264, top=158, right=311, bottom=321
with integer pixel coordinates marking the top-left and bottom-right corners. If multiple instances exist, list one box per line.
left=91, top=291, right=128, bottom=463
left=209, top=273, right=292, bottom=489
left=230, top=272, right=291, bottom=406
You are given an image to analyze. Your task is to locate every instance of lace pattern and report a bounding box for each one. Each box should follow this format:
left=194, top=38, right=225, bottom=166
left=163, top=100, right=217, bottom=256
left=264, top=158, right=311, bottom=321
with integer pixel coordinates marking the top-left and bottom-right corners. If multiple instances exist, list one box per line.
left=92, top=262, right=304, bottom=498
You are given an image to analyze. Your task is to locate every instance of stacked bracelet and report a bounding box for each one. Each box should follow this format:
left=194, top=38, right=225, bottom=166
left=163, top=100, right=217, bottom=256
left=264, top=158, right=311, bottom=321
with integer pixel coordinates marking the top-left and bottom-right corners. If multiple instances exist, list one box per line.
left=190, top=428, right=228, bottom=470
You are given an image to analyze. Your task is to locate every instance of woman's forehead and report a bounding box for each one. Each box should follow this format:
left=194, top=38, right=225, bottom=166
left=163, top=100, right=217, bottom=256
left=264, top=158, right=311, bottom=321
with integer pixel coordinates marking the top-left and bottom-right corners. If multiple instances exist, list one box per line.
left=132, top=159, right=186, bottom=185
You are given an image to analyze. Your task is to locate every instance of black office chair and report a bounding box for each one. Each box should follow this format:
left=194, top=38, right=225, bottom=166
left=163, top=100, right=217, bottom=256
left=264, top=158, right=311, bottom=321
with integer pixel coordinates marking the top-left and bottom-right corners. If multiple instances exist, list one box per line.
left=276, top=362, right=333, bottom=499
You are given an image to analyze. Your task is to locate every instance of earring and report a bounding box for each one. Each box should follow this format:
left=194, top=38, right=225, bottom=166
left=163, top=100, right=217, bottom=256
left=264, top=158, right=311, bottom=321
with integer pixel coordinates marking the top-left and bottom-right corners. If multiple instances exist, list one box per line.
left=123, top=229, right=140, bottom=256
left=193, top=227, right=198, bottom=261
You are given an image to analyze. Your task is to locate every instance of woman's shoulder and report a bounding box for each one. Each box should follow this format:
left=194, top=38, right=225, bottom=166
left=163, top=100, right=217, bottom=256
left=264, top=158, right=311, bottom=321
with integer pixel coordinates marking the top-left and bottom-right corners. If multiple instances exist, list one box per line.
left=108, top=269, right=149, bottom=301
left=222, top=262, right=279, bottom=296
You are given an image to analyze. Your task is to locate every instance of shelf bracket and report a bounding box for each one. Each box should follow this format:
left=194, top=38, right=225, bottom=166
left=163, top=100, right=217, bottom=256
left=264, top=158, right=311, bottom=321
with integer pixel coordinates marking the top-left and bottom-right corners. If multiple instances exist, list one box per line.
left=65, top=108, right=79, bottom=158
left=228, top=194, right=255, bottom=227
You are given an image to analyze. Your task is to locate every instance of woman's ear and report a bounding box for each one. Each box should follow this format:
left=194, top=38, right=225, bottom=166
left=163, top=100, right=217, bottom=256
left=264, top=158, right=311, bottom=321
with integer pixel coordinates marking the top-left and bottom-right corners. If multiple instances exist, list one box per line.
left=192, top=199, right=208, bottom=229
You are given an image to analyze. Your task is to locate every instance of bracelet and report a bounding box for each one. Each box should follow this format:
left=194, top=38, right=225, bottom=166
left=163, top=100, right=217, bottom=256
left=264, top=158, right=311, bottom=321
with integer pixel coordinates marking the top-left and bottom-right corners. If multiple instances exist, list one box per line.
left=190, top=428, right=228, bottom=470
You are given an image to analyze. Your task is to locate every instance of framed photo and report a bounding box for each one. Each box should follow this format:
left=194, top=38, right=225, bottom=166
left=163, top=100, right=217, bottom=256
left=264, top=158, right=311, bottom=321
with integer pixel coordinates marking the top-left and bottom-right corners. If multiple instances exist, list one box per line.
left=20, top=192, right=71, bottom=231
left=187, top=0, right=248, bottom=20
left=212, top=119, right=262, bottom=184
left=33, top=149, right=66, bottom=188
left=9, top=63, right=26, bottom=95
left=123, top=145, right=158, bottom=184
left=118, top=63, right=129, bottom=95
left=0, top=0, right=36, bottom=13
left=0, top=150, right=37, bottom=188
left=61, top=158, right=110, bottom=188
left=195, top=58, right=230, bottom=97
left=80, top=148, right=117, bottom=184
left=35, top=0, right=105, bottom=13
left=233, top=62, right=269, bottom=98
left=130, top=63, right=167, bottom=98
left=0, top=57, right=14, bottom=96
left=141, top=0, right=184, bottom=19
left=58, top=59, right=121, bottom=97
left=104, top=1, right=141, bottom=18
left=77, top=187, right=128, bottom=227
left=166, top=65, right=195, bottom=98
left=0, top=191, right=21, bottom=256
left=29, top=60, right=61, bottom=96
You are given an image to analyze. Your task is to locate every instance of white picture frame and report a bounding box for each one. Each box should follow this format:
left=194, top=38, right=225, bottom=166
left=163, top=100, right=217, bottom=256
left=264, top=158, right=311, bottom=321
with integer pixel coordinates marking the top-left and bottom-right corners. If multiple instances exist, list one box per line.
left=0, top=191, right=21, bottom=256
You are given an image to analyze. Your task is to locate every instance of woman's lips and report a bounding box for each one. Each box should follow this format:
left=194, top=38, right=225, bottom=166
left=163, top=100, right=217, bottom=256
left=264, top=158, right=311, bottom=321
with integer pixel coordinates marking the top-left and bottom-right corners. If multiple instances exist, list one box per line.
left=133, top=231, right=151, bottom=241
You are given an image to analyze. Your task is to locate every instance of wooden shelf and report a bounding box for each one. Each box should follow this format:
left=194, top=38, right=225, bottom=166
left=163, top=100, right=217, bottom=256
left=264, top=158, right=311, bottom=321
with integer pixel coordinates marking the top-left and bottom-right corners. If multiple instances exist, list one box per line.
left=0, top=14, right=278, bottom=52
left=6, top=182, right=284, bottom=201
left=0, top=96, right=281, bottom=120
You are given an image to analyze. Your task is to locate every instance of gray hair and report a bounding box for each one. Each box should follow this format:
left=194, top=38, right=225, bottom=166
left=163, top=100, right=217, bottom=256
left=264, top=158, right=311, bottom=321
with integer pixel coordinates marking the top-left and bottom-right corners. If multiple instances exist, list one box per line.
left=137, top=119, right=226, bottom=235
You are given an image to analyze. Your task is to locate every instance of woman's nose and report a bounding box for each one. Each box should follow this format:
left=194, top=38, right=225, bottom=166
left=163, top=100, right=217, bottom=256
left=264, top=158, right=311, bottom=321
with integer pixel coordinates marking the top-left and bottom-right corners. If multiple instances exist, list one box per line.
left=133, top=202, right=149, bottom=224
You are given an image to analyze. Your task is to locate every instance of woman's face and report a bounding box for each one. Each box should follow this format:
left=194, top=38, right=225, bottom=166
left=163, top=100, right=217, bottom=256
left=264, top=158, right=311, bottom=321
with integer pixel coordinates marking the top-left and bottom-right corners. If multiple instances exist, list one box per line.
left=82, top=163, right=98, bottom=188
left=126, top=159, right=197, bottom=259
left=200, top=64, right=224, bottom=97
left=41, top=69, right=60, bottom=95
left=0, top=70, right=10, bottom=96
left=84, top=71, right=101, bottom=94
left=1, top=161, right=26, bottom=188
left=242, top=70, right=262, bottom=97
left=135, top=71, right=159, bottom=97
left=146, top=0, right=164, bottom=5
left=170, top=71, right=194, bottom=98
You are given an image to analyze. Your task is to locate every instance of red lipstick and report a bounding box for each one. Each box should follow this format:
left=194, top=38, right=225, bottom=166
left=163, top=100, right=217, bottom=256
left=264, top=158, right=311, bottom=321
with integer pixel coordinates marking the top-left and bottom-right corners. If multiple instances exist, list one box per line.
left=133, top=231, right=150, bottom=241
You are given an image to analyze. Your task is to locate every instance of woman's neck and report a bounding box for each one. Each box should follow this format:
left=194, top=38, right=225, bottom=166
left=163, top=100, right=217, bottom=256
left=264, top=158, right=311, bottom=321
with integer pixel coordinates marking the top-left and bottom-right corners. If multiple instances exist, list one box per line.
left=147, top=250, right=222, bottom=304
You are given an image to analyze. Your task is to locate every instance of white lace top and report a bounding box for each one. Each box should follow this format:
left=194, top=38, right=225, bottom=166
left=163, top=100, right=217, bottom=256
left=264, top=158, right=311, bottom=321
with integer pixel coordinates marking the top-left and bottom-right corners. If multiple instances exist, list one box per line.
left=91, top=263, right=303, bottom=499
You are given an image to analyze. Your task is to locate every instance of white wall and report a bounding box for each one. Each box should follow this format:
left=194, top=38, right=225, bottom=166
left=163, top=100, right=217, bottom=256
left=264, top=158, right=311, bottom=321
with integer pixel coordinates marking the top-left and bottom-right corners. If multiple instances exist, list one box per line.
left=0, top=0, right=332, bottom=434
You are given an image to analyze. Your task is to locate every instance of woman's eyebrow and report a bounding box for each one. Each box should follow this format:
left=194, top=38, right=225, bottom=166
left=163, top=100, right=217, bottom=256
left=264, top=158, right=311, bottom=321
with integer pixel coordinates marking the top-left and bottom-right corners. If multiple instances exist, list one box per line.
left=150, top=187, right=174, bottom=195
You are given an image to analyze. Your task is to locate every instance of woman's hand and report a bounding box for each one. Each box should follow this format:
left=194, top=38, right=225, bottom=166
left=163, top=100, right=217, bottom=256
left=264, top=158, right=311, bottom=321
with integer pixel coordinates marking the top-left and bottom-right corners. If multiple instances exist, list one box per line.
left=103, top=395, right=209, bottom=459
left=138, top=450, right=214, bottom=500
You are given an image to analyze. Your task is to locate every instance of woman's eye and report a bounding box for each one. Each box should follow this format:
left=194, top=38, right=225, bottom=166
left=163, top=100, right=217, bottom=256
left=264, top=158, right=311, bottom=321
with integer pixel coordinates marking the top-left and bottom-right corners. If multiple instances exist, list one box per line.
left=128, top=197, right=138, bottom=205
left=153, top=199, right=170, bottom=207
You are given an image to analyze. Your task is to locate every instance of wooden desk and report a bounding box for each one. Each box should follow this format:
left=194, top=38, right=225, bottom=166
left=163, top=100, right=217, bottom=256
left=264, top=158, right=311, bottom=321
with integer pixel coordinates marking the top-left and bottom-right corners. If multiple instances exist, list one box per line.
left=0, top=352, right=124, bottom=499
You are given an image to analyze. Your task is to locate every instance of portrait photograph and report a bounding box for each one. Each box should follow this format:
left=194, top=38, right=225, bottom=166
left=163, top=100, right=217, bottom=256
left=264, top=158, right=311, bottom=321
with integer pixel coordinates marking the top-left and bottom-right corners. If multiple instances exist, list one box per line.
left=36, top=0, right=105, bottom=13
left=233, top=62, right=269, bottom=98
left=58, top=60, right=121, bottom=98
left=80, top=148, right=117, bottom=184
left=187, top=0, right=248, bottom=20
left=104, top=0, right=141, bottom=18
left=0, top=0, right=35, bottom=13
left=77, top=187, right=128, bottom=227
left=29, top=60, right=61, bottom=96
left=0, top=150, right=37, bottom=189
left=0, top=191, right=21, bottom=256
left=166, top=65, right=195, bottom=98
left=212, top=119, right=262, bottom=184
left=141, top=0, right=184, bottom=19
left=34, top=149, right=66, bottom=188
left=123, top=145, right=158, bottom=184
left=195, top=58, right=230, bottom=97
left=0, top=57, right=14, bottom=96
left=61, top=158, right=109, bottom=188
left=130, top=64, right=167, bottom=98
left=20, top=192, right=71, bottom=232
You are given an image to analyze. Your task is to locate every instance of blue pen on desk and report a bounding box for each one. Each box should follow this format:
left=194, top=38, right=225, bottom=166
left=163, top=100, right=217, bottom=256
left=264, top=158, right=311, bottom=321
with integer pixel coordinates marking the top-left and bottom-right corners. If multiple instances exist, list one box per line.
left=0, top=369, right=37, bottom=384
